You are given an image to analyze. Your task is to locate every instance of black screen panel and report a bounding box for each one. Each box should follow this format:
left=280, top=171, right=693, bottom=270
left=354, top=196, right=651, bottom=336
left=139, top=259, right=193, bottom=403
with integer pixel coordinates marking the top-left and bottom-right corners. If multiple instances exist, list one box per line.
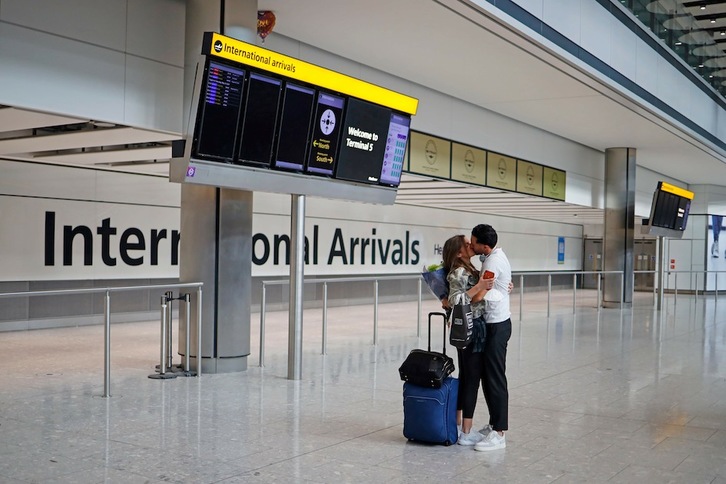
left=194, top=60, right=245, bottom=161
left=237, top=72, right=282, bottom=167
left=274, top=83, right=315, bottom=171
left=379, top=113, right=410, bottom=187
left=335, top=98, right=391, bottom=184
left=306, top=92, right=345, bottom=176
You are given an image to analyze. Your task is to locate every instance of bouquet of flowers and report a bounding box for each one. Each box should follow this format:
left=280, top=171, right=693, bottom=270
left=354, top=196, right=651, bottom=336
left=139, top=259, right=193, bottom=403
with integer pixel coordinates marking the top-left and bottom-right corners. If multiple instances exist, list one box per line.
left=421, top=263, right=448, bottom=301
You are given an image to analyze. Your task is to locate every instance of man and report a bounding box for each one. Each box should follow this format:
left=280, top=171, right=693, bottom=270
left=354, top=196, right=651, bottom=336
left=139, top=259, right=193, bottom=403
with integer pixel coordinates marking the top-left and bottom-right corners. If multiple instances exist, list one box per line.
left=469, top=224, right=512, bottom=452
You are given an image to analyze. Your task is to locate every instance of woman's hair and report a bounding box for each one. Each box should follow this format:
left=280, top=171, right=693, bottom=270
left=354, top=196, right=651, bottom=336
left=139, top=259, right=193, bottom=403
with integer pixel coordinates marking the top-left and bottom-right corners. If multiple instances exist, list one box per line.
left=442, top=234, right=477, bottom=276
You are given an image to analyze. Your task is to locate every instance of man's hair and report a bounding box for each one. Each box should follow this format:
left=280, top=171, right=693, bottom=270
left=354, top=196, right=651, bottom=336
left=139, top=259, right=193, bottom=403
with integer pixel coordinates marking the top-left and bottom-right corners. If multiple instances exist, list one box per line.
left=471, top=224, right=498, bottom=248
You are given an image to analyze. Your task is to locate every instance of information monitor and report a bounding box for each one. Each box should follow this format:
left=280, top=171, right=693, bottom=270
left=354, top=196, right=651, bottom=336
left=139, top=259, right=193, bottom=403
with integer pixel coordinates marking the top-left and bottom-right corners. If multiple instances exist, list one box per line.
left=335, top=98, right=392, bottom=184
left=192, top=60, right=246, bottom=162
left=306, top=92, right=345, bottom=176
left=273, top=82, right=316, bottom=172
left=379, top=113, right=410, bottom=187
left=237, top=72, right=282, bottom=167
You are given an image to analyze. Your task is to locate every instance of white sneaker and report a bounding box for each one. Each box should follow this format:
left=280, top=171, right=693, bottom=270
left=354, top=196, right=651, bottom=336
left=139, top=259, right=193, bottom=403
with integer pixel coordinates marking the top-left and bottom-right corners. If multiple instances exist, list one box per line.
left=478, top=424, right=492, bottom=437
left=474, top=431, right=506, bottom=451
left=458, top=431, right=483, bottom=446
left=712, top=241, right=720, bottom=258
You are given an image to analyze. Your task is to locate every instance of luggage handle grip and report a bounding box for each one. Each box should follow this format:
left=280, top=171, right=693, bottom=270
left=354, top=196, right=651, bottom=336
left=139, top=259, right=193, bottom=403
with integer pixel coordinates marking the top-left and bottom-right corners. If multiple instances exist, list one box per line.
left=428, top=311, right=448, bottom=355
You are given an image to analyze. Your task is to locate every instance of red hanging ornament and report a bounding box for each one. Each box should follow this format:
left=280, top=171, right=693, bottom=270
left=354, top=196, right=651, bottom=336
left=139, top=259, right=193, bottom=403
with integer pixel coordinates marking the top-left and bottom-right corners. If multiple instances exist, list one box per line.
left=257, top=11, right=276, bottom=42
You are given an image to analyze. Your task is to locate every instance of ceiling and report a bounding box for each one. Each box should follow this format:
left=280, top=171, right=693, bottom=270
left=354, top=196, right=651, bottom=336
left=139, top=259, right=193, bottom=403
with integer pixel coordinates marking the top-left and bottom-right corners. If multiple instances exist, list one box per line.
left=630, top=0, right=726, bottom=95
left=2, top=0, right=726, bottom=227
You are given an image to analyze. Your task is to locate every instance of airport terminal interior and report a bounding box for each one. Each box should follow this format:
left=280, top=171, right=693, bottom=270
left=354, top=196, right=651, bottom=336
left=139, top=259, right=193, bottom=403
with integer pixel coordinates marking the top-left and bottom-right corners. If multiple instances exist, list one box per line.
left=3, top=0, right=726, bottom=482
left=2, top=293, right=726, bottom=482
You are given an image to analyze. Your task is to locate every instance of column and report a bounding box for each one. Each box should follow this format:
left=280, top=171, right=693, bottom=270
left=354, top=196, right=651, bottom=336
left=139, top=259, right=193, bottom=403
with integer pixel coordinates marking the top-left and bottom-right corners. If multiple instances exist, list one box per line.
left=179, top=0, right=258, bottom=373
left=603, top=147, right=636, bottom=308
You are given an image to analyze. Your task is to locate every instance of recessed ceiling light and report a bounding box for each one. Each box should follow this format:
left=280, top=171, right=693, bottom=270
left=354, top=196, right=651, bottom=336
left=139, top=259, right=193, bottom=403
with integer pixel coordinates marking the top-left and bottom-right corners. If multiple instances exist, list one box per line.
left=675, top=41, right=682, bottom=45
left=701, top=5, right=707, bottom=10
left=711, top=19, right=717, bottom=23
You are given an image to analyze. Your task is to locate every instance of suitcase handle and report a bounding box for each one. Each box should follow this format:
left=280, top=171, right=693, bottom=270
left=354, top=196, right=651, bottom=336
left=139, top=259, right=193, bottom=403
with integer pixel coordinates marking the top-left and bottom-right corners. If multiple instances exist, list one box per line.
left=428, top=312, right=448, bottom=355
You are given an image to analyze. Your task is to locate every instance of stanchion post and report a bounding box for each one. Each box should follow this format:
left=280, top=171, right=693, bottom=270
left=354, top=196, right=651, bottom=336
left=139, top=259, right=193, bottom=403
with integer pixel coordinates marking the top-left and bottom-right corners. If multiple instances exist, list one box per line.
left=159, top=296, right=168, bottom=376
left=519, top=274, right=524, bottom=321
left=183, top=293, right=191, bottom=373
left=620, top=273, right=624, bottom=310
left=597, top=273, right=602, bottom=311
left=373, top=279, right=379, bottom=345
left=573, top=273, right=577, bottom=314
left=196, top=286, right=202, bottom=377
left=675, top=273, right=678, bottom=305
left=165, top=291, right=173, bottom=370
left=104, top=290, right=111, bottom=398
left=259, top=283, right=266, bottom=368
left=547, top=274, right=551, bottom=318
left=322, top=282, right=328, bottom=355
left=417, top=278, right=422, bottom=338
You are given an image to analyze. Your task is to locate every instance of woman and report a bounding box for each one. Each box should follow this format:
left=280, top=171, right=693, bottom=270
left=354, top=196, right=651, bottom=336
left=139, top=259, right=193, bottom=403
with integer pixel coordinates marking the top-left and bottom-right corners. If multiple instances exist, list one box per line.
left=442, top=234, right=494, bottom=446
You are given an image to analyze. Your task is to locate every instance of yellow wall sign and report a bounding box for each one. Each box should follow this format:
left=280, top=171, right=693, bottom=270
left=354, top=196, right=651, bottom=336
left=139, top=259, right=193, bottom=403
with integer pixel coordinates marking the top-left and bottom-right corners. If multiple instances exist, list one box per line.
left=202, top=32, right=418, bottom=115
left=543, top=167, right=566, bottom=201
left=408, top=132, right=451, bottom=178
left=451, top=143, right=486, bottom=185
left=516, top=160, right=543, bottom=196
left=486, top=153, right=517, bottom=191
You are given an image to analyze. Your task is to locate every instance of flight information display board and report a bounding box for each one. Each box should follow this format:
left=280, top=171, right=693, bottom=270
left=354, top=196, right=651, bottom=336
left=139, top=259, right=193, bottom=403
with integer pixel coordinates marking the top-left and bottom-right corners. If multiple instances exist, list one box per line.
left=194, top=61, right=245, bottom=161
left=380, top=113, right=410, bottom=187
left=273, top=83, right=316, bottom=171
left=649, top=182, right=693, bottom=231
left=335, top=98, right=392, bottom=184
left=306, top=92, right=345, bottom=176
left=186, top=32, right=418, bottom=193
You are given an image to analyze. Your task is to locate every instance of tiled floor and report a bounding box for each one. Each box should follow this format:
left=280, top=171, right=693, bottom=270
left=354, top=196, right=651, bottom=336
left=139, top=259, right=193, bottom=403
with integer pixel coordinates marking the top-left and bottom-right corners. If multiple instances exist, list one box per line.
left=1, top=290, right=726, bottom=483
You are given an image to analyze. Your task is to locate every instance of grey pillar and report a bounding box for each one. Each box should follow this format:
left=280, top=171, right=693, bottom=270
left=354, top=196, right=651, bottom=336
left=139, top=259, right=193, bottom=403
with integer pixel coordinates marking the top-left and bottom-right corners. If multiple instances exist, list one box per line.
left=603, top=148, right=636, bottom=308
left=288, top=195, right=306, bottom=380
left=179, top=0, right=258, bottom=373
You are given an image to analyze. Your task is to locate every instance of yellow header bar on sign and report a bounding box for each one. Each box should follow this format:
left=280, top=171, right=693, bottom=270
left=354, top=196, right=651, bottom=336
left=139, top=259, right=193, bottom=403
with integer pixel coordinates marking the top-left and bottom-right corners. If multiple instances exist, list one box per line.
left=203, top=32, right=418, bottom=115
left=659, top=181, right=694, bottom=200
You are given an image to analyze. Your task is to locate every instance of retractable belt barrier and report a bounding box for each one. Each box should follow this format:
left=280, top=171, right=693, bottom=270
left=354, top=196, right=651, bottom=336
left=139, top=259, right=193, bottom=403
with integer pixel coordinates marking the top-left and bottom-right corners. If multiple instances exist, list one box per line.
left=149, top=292, right=196, bottom=380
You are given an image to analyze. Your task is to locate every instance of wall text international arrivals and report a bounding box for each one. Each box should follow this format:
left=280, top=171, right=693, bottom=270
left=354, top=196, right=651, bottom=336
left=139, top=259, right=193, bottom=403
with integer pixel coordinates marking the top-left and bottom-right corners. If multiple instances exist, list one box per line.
left=43, top=212, right=420, bottom=268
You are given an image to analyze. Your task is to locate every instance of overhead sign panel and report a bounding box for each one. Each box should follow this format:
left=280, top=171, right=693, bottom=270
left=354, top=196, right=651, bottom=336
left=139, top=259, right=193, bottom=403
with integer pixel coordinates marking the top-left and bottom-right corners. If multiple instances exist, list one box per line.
left=203, top=32, right=418, bottom=115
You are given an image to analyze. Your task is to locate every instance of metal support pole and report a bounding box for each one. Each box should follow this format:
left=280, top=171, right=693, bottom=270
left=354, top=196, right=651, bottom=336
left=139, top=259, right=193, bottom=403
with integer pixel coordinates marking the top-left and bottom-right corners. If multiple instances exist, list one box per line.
left=416, top=278, right=421, bottom=338
left=322, top=282, right=328, bottom=355
left=620, top=273, right=624, bottom=310
left=183, top=293, right=191, bottom=373
left=196, top=286, right=202, bottom=377
left=165, top=291, right=173, bottom=370
left=103, top=290, right=111, bottom=398
left=373, top=279, right=379, bottom=345
left=288, top=194, right=305, bottom=381
left=547, top=274, right=551, bottom=318
left=417, top=278, right=422, bottom=338
left=597, top=273, right=602, bottom=311
left=573, top=273, right=577, bottom=314
left=675, top=273, right=678, bottom=304
left=159, top=296, right=168, bottom=375
left=657, top=237, right=665, bottom=311
left=259, top=283, right=266, bottom=368
left=149, top=296, right=177, bottom=380
left=519, top=274, right=524, bottom=321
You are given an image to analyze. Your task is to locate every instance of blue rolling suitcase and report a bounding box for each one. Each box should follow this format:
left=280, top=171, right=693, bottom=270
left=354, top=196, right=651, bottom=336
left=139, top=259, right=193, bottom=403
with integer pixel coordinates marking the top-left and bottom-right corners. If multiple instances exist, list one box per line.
left=402, top=312, right=459, bottom=446
left=403, top=376, right=459, bottom=445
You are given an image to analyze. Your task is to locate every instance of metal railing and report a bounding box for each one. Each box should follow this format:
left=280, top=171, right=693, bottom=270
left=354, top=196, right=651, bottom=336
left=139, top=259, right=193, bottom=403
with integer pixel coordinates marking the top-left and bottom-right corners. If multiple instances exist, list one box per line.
left=512, top=270, right=624, bottom=319
left=258, top=270, right=629, bottom=367
left=259, top=275, right=423, bottom=367
left=0, top=282, right=203, bottom=397
left=664, top=270, right=725, bottom=303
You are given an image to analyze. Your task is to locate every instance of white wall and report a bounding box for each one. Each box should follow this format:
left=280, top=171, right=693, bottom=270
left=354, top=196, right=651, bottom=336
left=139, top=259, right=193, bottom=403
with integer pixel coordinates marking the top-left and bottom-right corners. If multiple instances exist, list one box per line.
left=504, top=0, right=726, bottom=144
left=0, top=0, right=184, bottom=132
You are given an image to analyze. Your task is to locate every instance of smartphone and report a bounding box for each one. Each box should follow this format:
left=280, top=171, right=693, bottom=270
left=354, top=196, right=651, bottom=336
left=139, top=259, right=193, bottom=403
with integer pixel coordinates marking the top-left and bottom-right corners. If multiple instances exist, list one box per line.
left=483, top=270, right=495, bottom=279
